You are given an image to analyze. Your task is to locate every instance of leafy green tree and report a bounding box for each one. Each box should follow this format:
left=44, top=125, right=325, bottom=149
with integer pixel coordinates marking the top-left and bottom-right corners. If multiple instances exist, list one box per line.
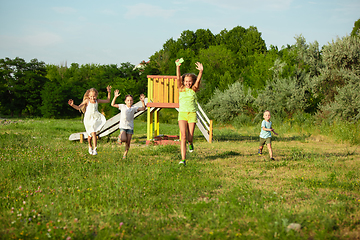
left=0, top=57, right=47, bottom=116
left=193, top=29, right=216, bottom=52
left=196, top=45, right=238, bottom=102
left=240, top=46, right=278, bottom=92
left=351, top=18, right=360, bottom=37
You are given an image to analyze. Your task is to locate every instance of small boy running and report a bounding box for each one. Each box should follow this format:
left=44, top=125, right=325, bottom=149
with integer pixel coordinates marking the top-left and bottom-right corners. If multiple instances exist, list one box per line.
left=258, top=110, right=278, bottom=160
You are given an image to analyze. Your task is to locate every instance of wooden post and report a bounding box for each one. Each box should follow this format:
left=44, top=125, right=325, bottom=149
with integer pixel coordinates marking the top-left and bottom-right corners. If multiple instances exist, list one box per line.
left=209, top=120, right=213, bottom=143
left=80, top=134, right=84, bottom=143
left=147, top=107, right=153, bottom=141
left=155, top=108, right=160, bottom=137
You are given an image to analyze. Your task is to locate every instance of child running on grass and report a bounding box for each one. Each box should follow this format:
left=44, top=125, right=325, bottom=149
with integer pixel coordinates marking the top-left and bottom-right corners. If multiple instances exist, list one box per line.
left=68, top=86, right=112, bottom=155
left=111, top=89, right=146, bottom=159
left=176, top=58, right=204, bottom=166
left=258, top=110, right=278, bottom=160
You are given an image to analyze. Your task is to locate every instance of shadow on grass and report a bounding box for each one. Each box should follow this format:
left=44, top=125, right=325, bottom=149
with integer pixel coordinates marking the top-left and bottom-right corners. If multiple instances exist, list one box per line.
left=206, top=150, right=242, bottom=160
left=212, top=133, right=310, bottom=142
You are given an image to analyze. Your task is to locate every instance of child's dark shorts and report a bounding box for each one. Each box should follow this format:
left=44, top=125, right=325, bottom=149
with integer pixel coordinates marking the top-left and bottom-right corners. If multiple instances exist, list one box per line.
left=259, top=137, right=271, bottom=146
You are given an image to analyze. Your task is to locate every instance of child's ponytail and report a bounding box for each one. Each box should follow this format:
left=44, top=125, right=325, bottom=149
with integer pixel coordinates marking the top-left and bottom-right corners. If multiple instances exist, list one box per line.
left=80, top=89, right=90, bottom=113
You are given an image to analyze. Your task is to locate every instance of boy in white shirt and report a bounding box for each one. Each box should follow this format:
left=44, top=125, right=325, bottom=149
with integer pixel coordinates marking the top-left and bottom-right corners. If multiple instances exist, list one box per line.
left=111, top=90, right=146, bottom=159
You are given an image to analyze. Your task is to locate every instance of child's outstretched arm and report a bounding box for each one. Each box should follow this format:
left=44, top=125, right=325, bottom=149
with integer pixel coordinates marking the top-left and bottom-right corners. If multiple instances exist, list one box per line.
left=111, top=89, right=120, bottom=108
left=137, top=94, right=146, bottom=111
left=68, top=99, right=87, bottom=111
left=98, top=85, right=112, bottom=103
left=192, top=62, right=203, bottom=91
left=272, top=129, right=278, bottom=136
left=176, top=59, right=183, bottom=89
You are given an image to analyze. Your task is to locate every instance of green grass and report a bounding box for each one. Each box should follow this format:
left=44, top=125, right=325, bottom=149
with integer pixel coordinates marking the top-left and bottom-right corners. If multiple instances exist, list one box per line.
left=0, top=118, right=360, bottom=239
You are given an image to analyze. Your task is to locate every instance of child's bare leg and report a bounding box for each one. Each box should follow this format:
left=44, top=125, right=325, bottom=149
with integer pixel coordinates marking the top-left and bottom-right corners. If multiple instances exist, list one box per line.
left=91, top=132, right=97, bottom=148
left=88, top=136, right=92, bottom=148
left=178, top=120, right=188, bottom=160
left=187, top=123, right=196, bottom=144
left=123, top=133, right=132, bottom=158
left=259, top=145, right=263, bottom=152
left=121, top=131, right=127, bottom=143
left=267, top=143, right=273, bottom=158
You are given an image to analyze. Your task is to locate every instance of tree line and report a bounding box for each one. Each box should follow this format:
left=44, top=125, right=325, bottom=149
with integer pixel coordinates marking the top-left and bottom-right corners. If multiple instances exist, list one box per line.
left=1, top=19, right=359, bottom=124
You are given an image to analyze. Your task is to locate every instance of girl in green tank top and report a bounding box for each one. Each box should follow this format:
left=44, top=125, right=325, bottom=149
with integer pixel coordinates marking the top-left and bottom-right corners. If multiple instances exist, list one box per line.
left=176, top=59, right=204, bottom=165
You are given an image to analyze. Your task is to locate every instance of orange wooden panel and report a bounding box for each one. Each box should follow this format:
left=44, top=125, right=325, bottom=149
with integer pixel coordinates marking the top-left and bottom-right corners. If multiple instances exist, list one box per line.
left=147, top=102, right=179, bottom=108
left=159, top=78, right=164, bottom=103
left=147, top=75, right=177, bottom=79
left=174, top=80, right=179, bottom=103
left=169, top=80, right=174, bottom=103
left=154, top=78, right=159, bottom=103
left=165, top=78, right=169, bottom=103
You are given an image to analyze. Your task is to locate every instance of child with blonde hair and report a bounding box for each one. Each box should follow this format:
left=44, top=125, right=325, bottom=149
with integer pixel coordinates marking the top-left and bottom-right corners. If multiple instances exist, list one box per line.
left=258, top=110, right=278, bottom=160
left=176, top=58, right=203, bottom=166
left=68, top=85, right=112, bottom=155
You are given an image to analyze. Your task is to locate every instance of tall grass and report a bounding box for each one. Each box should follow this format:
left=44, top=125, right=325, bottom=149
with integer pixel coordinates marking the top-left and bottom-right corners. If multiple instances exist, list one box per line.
left=0, top=118, right=359, bottom=239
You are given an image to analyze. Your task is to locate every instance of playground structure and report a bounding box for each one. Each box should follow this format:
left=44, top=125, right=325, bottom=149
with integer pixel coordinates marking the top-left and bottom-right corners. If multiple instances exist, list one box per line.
left=146, top=75, right=213, bottom=145
left=69, top=75, right=213, bottom=144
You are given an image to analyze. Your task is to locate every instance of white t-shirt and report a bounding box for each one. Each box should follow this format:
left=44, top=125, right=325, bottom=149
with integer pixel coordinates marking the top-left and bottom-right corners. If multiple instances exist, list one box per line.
left=118, top=104, right=139, bottom=130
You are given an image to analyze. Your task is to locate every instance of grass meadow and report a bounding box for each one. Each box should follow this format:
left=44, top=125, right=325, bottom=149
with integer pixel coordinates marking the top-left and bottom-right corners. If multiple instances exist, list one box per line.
left=0, top=118, right=360, bottom=239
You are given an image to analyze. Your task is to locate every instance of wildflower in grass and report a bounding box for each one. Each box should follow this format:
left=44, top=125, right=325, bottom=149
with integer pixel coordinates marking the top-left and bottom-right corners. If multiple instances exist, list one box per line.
left=120, top=222, right=124, bottom=227
left=74, top=218, right=78, bottom=223
left=19, top=186, right=22, bottom=190
left=66, top=237, right=71, bottom=240
left=23, top=201, right=26, bottom=204
left=21, top=207, right=24, bottom=211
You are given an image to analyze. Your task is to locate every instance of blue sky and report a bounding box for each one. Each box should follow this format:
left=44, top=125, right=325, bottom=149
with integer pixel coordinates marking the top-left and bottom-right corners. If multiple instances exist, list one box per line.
left=0, top=0, right=359, bottom=66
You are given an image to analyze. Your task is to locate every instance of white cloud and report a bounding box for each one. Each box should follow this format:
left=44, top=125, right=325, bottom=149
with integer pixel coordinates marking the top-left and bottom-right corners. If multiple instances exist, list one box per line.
left=52, top=7, right=77, bottom=14
left=124, top=3, right=176, bottom=19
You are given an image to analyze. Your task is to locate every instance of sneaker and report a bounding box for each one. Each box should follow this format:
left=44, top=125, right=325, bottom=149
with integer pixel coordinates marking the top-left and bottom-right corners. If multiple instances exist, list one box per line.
left=179, top=160, right=186, bottom=166
left=188, top=143, right=194, bottom=153
left=270, top=157, right=275, bottom=161
left=88, top=147, right=93, bottom=155
left=122, top=155, right=126, bottom=159
left=93, top=148, right=98, bottom=155
left=258, top=149, right=262, bottom=156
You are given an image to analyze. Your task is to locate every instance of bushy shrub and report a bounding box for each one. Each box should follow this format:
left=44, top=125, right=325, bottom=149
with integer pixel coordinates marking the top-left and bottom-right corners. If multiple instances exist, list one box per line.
left=205, top=82, right=255, bottom=122
left=253, top=72, right=312, bottom=121
left=319, top=72, right=360, bottom=122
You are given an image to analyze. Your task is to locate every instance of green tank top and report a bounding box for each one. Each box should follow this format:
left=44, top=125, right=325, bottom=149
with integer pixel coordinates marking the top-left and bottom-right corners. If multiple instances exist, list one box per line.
left=179, top=88, right=197, bottom=112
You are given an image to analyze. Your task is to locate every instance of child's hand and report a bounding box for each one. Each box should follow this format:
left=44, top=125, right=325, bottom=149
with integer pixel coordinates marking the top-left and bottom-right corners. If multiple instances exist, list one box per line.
left=114, top=89, right=120, bottom=98
left=195, top=62, right=203, bottom=71
left=107, top=85, right=112, bottom=93
left=175, top=58, right=184, bottom=66
left=68, top=99, right=74, bottom=106
left=139, top=94, right=145, bottom=101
